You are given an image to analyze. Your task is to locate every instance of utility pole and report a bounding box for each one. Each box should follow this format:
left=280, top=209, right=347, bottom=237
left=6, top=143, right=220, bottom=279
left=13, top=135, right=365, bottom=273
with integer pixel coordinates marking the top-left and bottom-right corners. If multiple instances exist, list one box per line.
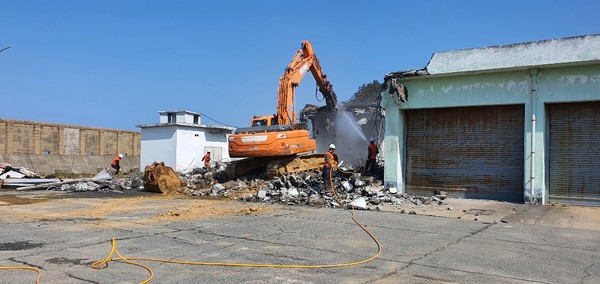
left=0, top=46, right=11, bottom=53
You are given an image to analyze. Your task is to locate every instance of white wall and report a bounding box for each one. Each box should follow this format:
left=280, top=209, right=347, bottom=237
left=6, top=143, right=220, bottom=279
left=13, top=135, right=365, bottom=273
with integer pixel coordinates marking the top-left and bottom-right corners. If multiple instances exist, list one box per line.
left=141, top=124, right=232, bottom=172
left=175, top=128, right=205, bottom=171
left=140, top=127, right=177, bottom=170
left=205, top=132, right=231, bottom=161
left=173, top=127, right=231, bottom=171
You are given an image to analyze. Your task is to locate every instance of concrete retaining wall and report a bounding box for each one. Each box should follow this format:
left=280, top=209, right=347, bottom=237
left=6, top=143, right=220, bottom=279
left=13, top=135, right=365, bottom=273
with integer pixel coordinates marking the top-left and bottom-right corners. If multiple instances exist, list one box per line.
left=0, top=119, right=141, bottom=174
left=0, top=154, right=140, bottom=175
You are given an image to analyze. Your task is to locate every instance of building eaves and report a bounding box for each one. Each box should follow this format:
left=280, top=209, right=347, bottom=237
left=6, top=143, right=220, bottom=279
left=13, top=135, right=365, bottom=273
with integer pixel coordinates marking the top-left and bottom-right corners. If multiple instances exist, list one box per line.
left=385, top=34, right=600, bottom=81
left=158, top=110, right=201, bottom=115
left=384, top=69, right=430, bottom=81
left=427, top=34, right=600, bottom=75
left=136, top=123, right=234, bottom=132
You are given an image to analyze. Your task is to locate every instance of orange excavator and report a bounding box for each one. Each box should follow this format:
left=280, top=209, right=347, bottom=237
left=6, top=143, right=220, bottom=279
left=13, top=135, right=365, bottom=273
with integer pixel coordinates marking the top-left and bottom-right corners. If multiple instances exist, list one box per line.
left=227, top=40, right=337, bottom=178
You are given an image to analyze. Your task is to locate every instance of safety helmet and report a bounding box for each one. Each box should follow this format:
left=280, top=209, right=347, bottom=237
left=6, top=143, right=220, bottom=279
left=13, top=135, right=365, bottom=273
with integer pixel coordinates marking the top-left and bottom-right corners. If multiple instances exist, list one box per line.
left=369, top=137, right=375, bottom=143
left=118, top=154, right=124, bottom=158
left=329, top=144, right=336, bottom=149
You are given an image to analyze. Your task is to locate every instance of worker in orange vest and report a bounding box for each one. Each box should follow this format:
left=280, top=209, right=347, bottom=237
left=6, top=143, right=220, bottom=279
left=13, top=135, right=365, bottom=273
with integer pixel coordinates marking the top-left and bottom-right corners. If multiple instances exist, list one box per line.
left=365, top=137, right=379, bottom=175
left=111, top=154, right=124, bottom=175
left=202, top=151, right=211, bottom=167
left=322, top=144, right=337, bottom=191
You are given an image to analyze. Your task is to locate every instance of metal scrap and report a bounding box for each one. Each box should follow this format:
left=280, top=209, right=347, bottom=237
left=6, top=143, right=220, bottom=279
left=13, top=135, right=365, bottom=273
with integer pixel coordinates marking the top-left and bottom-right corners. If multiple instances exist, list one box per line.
left=0, top=165, right=143, bottom=193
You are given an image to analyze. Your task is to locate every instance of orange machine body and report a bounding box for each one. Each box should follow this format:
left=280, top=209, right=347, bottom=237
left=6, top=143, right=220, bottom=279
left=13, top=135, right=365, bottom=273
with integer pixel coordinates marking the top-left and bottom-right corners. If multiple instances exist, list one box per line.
left=229, top=128, right=315, bottom=157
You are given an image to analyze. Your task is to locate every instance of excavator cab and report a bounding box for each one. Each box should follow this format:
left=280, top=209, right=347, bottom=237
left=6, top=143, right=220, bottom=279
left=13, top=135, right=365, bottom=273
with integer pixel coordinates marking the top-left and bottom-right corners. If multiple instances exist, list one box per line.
left=251, top=115, right=278, bottom=127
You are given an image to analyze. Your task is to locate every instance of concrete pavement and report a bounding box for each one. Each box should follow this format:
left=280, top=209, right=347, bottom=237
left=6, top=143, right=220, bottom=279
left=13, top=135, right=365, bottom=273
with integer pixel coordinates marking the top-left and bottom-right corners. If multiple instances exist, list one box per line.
left=0, top=190, right=599, bottom=283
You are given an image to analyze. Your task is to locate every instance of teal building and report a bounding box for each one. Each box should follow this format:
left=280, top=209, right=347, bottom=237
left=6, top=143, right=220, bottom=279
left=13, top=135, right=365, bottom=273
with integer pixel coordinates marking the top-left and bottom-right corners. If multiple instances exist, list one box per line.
left=381, top=34, right=600, bottom=206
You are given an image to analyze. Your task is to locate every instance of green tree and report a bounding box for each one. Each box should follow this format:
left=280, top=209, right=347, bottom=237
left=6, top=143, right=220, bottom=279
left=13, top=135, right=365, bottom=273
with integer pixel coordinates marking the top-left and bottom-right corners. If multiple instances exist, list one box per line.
left=344, top=80, right=383, bottom=106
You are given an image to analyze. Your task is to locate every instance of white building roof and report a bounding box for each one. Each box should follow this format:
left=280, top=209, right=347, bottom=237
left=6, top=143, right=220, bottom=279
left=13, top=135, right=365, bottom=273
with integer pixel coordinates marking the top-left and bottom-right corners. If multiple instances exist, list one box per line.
left=386, top=34, right=600, bottom=80
left=136, top=123, right=234, bottom=132
left=426, top=34, right=600, bottom=74
left=158, top=110, right=201, bottom=116
left=137, top=110, right=234, bottom=132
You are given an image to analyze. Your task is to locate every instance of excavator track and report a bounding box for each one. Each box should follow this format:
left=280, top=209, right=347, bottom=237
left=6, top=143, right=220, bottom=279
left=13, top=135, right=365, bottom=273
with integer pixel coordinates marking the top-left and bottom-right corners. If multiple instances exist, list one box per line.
left=225, top=157, right=272, bottom=180
left=266, top=153, right=324, bottom=178
left=226, top=154, right=324, bottom=180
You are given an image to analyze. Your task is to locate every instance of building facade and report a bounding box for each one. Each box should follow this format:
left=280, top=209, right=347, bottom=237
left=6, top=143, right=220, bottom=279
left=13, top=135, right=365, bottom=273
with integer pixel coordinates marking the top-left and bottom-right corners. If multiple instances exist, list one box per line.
left=381, top=34, right=600, bottom=206
left=138, top=110, right=233, bottom=172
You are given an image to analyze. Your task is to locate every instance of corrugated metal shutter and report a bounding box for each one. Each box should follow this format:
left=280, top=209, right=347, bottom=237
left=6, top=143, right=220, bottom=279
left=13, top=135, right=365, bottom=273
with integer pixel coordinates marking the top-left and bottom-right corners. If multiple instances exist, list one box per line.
left=548, top=102, right=600, bottom=206
left=405, top=105, right=524, bottom=201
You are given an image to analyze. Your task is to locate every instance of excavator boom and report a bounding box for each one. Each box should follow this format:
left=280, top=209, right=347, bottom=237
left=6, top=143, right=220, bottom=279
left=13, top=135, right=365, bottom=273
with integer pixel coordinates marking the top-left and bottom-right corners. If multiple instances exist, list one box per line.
left=276, top=40, right=337, bottom=125
left=227, top=41, right=338, bottom=178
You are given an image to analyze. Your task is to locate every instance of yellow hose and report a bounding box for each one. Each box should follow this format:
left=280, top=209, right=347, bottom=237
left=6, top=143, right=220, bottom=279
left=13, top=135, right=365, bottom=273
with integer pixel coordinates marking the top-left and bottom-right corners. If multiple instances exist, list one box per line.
left=90, top=167, right=382, bottom=283
left=0, top=266, right=42, bottom=284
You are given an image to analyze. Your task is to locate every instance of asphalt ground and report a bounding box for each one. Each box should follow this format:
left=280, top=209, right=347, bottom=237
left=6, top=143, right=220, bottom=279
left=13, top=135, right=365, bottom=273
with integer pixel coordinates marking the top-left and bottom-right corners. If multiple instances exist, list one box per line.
left=0, top=190, right=599, bottom=284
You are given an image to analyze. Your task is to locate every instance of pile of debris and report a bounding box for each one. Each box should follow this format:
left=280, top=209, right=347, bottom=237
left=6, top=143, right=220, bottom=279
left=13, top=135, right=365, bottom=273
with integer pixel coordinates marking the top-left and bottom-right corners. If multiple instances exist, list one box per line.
left=0, top=161, right=143, bottom=193
left=0, top=163, right=42, bottom=188
left=142, top=162, right=187, bottom=194
left=179, top=161, right=447, bottom=211
left=37, top=171, right=144, bottom=192
left=1, top=159, right=447, bottom=212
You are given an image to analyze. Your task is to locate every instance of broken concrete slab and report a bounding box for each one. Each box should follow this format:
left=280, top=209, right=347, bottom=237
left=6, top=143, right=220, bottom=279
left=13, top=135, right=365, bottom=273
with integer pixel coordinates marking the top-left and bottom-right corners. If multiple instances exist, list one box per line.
left=351, top=197, right=367, bottom=209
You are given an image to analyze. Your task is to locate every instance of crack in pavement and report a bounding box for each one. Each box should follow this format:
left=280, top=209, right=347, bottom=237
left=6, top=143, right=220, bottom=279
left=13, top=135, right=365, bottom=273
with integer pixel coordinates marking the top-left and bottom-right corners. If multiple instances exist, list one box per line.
left=406, top=222, right=494, bottom=265
left=476, top=235, right=600, bottom=252
left=65, top=272, right=99, bottom=284
left=363, top=261, right=552, bottom=284
left=410, top=263, right=552, bottom=284
left=364, top=223, right=555, bottom=284
left=280, top=211, right=485, bottom=239
left=190, top=228, right=368, bottom=258
left=7, top=257, right=43, bottom=269
left=582, top=261, right=599, bottom=283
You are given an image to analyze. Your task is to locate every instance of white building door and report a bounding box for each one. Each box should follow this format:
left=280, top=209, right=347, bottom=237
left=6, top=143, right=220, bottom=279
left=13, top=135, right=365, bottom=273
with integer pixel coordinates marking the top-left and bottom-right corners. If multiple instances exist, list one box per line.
left=204, top=146, right=222, bottom=162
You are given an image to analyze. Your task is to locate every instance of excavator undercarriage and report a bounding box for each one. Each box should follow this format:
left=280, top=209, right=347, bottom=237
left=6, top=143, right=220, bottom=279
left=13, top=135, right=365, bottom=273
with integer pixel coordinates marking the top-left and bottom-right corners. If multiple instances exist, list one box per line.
left=226, top=153, right=324, bottom=179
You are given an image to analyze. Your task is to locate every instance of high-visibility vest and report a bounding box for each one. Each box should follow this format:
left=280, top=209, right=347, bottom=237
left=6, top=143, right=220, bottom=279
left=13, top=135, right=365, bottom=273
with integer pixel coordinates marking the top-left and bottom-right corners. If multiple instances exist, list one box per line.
left=111, top=156, right=121, bottom=166
left=324, top=151, right=335, bottom=167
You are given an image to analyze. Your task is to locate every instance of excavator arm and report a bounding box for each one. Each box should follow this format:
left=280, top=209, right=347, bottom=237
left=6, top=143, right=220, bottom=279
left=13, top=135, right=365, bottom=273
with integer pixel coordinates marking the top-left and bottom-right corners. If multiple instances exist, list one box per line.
left=228, top=41, right=339, bottom=178
left=276, top=40, right=337, bottom=126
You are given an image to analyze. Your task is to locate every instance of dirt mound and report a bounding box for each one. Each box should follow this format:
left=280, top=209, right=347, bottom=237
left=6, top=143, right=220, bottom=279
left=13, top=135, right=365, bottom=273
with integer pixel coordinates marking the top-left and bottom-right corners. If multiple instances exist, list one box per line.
left=143, top=162, right=187, bottom=194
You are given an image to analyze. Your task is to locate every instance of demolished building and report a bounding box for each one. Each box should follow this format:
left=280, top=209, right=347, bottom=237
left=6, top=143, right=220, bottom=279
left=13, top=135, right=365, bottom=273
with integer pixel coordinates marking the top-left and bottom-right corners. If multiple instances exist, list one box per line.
left=301, top=103, right=384, bottom=168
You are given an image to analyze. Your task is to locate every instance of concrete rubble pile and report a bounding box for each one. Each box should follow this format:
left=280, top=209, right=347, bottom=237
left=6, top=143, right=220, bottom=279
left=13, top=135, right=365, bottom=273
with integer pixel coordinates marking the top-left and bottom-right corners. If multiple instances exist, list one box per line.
left=179, top=161, right=447, bottom=211
left=1, top=160, right=447, bottom=212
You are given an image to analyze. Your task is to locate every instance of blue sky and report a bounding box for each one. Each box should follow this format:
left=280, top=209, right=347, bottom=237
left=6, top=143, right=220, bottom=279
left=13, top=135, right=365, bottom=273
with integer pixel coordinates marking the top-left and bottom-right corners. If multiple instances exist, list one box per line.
left=1, top=0, right=599, bottom=130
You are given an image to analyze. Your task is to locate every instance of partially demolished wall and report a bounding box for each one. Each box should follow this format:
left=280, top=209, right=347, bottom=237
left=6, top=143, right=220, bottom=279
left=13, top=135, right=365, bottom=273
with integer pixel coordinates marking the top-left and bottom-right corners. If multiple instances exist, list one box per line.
left=302, top=104, right=384, bottom=166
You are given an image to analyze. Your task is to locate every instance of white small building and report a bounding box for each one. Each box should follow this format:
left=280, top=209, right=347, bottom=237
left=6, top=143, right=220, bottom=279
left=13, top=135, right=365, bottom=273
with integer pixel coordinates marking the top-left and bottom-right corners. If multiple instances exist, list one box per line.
left=137, top=110, right=234, bottom=172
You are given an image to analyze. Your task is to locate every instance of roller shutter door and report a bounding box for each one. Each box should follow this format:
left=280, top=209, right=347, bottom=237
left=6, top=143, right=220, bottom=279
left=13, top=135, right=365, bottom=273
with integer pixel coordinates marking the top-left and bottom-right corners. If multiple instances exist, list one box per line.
left=405, top=105, right=524, bottom=201
left=548, top=102, right=600, bottom=206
